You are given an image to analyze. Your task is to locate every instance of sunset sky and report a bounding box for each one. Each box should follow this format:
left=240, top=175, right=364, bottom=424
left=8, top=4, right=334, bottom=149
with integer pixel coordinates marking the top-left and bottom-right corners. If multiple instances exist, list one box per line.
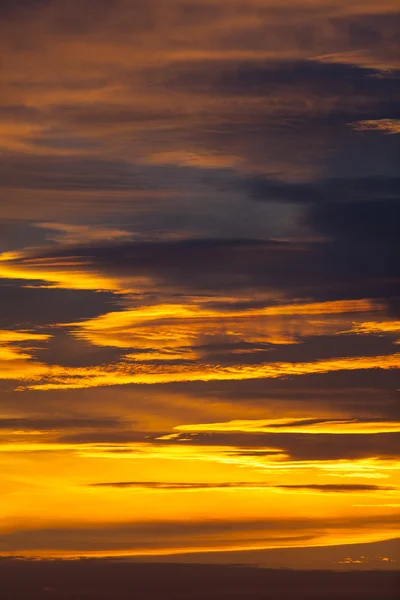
left=0, top=0, right=399, bottom=568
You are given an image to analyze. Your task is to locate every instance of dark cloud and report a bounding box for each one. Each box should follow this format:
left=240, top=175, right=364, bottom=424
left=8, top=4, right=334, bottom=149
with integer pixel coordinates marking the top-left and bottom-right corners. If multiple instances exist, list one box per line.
left=166, top=431, right=400, bottom=462
left=162, top=60, right=400, bottom=103
left=187, top=108, right=400, bottom=184
left=197, top=335, right=398, bottom=367
left=0, top=0, right=53, bottom=17
left=277, top=484, right=395, bottom=492
left=308, top=199, right=400, bottom=243
left=0, top=154, right=158, bottom=192
left=57, top=430, right=156, bottom=444
left=242, top=175, right=400, bottom=204
left=305, top=199, right=400, bottom=298
left=164, top=369, right=400, bottom=420
left=0, top=417, right=123, bottom=431
left=1, top=514, right=398, bottom=553
left=21, top=233, right=400, bottom=304
left=0, top=220, right=54, bottom=253
left=87, top=481, right=394, bottom=492
left=52, top=425, right=400, bottom=463
left=331, top=11, right=400, bottom=47
left=52, top=102, right=189, bottom=128
left=22, top=238, right=300, bottom=290
left=0, top=105, right=42, bottom=122
left=0, top=284, right=117, bottom=327
left=88, top=481, right=270, bottom=489
left=32, top=330, right=124, bottom=368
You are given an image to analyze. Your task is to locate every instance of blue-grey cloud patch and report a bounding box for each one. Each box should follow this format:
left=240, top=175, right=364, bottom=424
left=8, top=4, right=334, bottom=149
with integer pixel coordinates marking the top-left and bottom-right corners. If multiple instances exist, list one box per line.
left=0, top=154, right=157, bottom=192
left=196, top=334, right=398, bottom=367
left=18, top=232, right=399, bottom=305
left=0, top=284, right=118, bottom=328
left=0, top=417, right=124, bottom=431
left=241, top=175, right=400, bottom=204
left=161, top=60, right=400, bottom=104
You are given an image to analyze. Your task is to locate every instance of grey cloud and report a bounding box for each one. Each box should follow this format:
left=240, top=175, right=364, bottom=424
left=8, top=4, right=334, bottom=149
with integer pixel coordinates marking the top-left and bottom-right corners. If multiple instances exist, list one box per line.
left=32, top=330, right=124, bottom=368
left=0, top=154, right=157, bottom=192
left=197, top=335, right=398, bottom=368
left=0, top=417, right=124, bottom=431
left=164, top=431, right=400, bottom=462
left=161, top=60, right=400, bottom=102
left=57, top=430, right=159, bottom=444
left=87, top=481, right=394, bottom=492
left=164, top=369, right=400, bottom=420
left=0, top=105, right=42, bottom=122
left=0, top=284, right=117, bottom=328
left=88, top=481, right=271, bottom=490
left=1, top=514, right=398, bottom=553
left=53, top=426, right=400, bottom=463
left=20, top=234, right=400, bottom=305
left=277, top=484, right=395, bottom=493
left=0, top=0, right=53, bottom=17
left=242, top=175, right=400, bottom=204
left=308, top=199, right=400, bottom=244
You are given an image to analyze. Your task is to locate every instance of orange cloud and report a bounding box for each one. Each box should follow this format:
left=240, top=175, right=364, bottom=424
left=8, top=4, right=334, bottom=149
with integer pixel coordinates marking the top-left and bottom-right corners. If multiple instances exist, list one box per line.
left=13, top=351, right=400, bottom=390
left=70, top=299, right=381, bottom=351
left=0, top=250, right=121, bottom=291
left=174, top=417, right=400, bottom=435
left=352, top=119, right=400, bottom=135
left=348, top=321, right=400, bottom=335
left=0, top=330, right=51, bottom=379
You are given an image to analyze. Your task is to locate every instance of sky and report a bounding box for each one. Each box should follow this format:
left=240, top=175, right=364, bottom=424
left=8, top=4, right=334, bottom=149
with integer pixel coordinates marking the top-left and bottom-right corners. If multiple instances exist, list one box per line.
left=0, top=0, right=399, bottom=569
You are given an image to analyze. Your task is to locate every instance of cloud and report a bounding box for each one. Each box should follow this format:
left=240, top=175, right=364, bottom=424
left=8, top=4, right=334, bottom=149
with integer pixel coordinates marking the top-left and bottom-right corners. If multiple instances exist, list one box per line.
left=7, top=226, right=397, bottom=305
left=65, top=298, right=382, bottom=357
left=0, top=154, right=158, bottom=192
left=0, top=284, right=117, bottom=327
left=205, top=433, right=400, bottom=463
left=0, top=417, right=123, bottom=431
left=348, top=321, right=400, bottom=335
left=308, top=199, right=399, bottom=243
left=88, top=481, right=272, bottom=490
left=174, top=417, right=400, bottom=435
left=87, top=481, right=394, bottom=493
left=11, top=352, right=400, bottom=391
left=277, top=484, right=395, bottom=492
left=352, top=119, right=400, bottom=134
left=1, top=513, right=399, bottom=554
left=34, top=222, right=134, bottom=244
left=161, top=59, right=400, bottom=112
left=13, top=421, right=399, bottom=465
left=335, top=555, right=397, bottom=565
left=1, top=1, right=399, bottom=211
left=242, top=175, right=400, bottom=205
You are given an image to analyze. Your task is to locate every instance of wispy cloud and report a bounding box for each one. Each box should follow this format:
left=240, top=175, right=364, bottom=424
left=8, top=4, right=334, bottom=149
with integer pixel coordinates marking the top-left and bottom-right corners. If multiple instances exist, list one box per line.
left=87, top=481, right=395, bottom=493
